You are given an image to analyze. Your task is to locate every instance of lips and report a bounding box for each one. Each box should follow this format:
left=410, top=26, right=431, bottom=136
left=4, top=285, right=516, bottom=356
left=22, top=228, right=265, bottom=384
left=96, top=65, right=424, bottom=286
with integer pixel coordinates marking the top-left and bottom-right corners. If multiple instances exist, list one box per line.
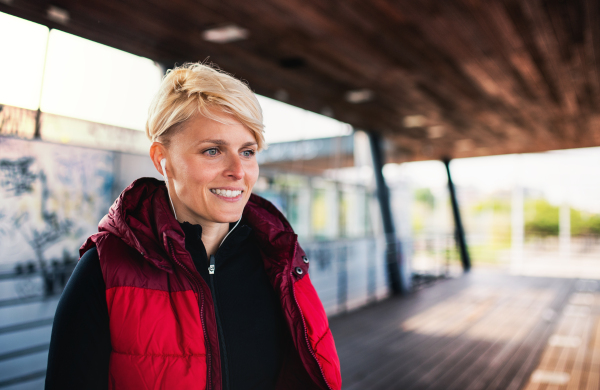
left=210, top=188, right=243, bottom=198
left=209, top=188, right=246, bottom=203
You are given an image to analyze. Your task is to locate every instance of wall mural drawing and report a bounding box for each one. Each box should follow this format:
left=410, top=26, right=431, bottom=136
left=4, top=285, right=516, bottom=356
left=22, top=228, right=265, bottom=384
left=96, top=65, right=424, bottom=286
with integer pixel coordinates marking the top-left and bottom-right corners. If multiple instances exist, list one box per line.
left=0, top=137, right=114, bottom=297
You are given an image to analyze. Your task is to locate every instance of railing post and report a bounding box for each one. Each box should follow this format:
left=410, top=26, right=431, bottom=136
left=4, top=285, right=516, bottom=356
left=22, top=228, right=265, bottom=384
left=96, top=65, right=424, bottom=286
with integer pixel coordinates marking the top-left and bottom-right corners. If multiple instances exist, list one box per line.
left=367, top=131, right=406, bottom=295
left=443, top=158, right=471, bottom=272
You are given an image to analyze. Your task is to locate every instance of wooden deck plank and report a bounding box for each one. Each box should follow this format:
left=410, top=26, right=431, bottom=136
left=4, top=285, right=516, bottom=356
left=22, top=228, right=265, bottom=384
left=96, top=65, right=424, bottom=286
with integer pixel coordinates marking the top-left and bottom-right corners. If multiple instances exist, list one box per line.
left=521, top=286, right=600, bottom=390
left=444, top=291, right=554, bottom=390
left=329, top=271, right=587, bottom=390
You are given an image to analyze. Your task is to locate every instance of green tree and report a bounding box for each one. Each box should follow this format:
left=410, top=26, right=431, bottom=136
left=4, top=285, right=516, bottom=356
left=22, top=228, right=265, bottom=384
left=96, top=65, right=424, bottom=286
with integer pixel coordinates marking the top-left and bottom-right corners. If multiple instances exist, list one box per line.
left=472, top=198, right=510, bottom=213
left=587, top=215, right=600, bottom=235
left=412, top=188, right=434, bottom=234
left=414, top=188, right=434, bottom=208
left=525, top=199, right=558, bottom=236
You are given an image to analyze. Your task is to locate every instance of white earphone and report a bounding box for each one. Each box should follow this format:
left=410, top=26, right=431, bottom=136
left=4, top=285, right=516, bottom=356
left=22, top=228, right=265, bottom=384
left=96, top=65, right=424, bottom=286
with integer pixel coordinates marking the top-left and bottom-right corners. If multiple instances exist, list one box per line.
left=160, top=158, right=178, bottom=220
left=160, top=158, right=167, bottom=177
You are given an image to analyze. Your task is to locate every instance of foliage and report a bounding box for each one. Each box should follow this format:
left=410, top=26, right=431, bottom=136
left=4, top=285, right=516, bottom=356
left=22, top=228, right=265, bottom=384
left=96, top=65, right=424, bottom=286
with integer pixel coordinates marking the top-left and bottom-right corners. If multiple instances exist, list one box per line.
left=587, top=215, right=600, bottom=235
left=525, top=199, right=559, bottom=236
left=414, top=188, right=434, bottom=208
left=471, top=198, right=510, bottom=213
left=571, top=210, right=600, bottom=236
left=471, top=197, right=600, bottom=237
left=412, top=188, right=435, bottom=234
left=524, top=199, right=600, bottom=237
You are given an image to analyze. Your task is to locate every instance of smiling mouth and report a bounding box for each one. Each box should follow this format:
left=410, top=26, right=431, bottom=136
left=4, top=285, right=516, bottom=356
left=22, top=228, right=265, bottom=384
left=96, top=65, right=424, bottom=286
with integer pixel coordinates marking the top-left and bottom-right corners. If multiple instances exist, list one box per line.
left=210, top=189, right=243, bottom=198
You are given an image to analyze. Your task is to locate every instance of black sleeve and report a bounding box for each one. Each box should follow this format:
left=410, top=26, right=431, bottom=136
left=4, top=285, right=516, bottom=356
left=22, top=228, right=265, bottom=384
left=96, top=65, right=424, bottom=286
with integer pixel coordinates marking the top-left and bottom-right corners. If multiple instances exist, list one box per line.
left=45, top=246, right=111, bottom=390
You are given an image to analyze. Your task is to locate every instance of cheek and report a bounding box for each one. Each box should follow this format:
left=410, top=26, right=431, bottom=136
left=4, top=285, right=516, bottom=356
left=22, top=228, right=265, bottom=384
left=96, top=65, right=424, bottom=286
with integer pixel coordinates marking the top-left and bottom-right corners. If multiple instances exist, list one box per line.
left=176, top=159, right=217, bottom=192
left=189, top=168, right=219, bottom=189
left=245, top=162, right=259, bottom=187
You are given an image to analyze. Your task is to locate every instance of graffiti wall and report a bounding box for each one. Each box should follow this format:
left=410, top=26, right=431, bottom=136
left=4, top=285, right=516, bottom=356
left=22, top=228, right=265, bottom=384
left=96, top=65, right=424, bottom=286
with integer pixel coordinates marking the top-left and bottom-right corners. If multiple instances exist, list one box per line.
left=0, top=137, right=115, bottom=269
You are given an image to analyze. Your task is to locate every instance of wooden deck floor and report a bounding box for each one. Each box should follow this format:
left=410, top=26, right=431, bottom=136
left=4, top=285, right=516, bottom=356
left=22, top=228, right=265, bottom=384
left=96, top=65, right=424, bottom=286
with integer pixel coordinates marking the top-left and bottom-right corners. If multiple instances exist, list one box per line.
left=329, top=270, right=599, bottom=390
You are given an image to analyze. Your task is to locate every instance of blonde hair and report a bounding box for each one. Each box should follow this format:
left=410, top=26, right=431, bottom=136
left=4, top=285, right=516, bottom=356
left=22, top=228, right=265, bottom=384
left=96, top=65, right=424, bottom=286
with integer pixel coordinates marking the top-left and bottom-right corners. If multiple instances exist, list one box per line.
left=146, top=62, right=266, bottom=150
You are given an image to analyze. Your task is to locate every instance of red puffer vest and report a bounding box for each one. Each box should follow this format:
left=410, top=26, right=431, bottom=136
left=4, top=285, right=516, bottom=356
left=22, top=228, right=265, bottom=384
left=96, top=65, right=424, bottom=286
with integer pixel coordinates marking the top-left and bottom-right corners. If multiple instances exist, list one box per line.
left=80, top=178, right=341, bottom=390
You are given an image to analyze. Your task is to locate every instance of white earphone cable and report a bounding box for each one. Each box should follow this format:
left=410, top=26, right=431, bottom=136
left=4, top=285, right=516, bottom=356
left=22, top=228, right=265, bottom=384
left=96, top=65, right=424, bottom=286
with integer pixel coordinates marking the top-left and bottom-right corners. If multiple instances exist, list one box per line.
left=161, top=159, right=178, bottom=221
left=219, top=216, right=242, bottom=248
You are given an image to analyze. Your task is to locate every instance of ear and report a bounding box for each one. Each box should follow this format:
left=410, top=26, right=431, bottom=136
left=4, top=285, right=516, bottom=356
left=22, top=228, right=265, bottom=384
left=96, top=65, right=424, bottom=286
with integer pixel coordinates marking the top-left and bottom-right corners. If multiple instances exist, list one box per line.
left=149, top=142, right=168, bottom=177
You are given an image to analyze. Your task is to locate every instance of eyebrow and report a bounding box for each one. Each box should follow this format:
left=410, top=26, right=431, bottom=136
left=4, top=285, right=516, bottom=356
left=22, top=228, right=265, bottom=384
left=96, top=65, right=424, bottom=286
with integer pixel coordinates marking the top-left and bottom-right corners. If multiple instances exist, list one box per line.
left=196, top=139, right=258, bottom=148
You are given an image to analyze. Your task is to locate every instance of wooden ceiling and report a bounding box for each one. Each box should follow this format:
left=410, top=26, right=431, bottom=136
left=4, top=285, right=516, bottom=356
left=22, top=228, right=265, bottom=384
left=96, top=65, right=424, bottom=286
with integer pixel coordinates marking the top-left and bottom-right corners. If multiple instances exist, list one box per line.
left=3, top=0, right=600, bottom=162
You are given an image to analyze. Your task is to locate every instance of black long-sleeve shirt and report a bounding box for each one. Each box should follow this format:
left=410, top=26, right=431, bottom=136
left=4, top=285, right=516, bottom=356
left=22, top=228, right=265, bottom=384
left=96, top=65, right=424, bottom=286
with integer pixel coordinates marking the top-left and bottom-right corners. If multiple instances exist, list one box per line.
left=45, top=219, right=289, bottom=390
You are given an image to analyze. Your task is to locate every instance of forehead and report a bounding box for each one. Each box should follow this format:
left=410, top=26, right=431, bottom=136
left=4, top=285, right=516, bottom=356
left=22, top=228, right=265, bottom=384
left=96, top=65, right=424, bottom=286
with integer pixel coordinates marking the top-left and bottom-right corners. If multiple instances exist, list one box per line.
left=178, top=111, right=257, bottom=144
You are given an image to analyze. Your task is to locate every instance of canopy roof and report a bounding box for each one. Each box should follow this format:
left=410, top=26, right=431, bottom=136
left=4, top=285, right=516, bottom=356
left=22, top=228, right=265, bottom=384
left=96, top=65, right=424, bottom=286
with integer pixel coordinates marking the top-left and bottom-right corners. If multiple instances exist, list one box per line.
left=3, top=0, right=598, bottom=162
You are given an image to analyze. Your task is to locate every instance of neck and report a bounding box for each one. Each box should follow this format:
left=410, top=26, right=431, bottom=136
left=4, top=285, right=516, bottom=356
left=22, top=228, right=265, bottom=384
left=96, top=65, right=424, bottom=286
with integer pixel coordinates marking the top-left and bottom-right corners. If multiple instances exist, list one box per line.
left=199, top=220, right=230, bottom=257
left=178, top=208, right=230, bottom=257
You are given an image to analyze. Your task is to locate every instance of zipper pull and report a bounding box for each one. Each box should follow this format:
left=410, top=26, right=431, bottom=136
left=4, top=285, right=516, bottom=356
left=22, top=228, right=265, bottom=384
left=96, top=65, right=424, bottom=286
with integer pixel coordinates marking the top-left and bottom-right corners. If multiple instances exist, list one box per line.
left=208, top=255, right=215, bottom=275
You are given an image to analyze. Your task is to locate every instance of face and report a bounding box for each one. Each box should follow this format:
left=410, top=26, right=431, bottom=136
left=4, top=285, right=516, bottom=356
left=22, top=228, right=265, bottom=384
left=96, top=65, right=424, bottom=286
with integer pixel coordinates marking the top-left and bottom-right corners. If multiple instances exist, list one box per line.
left=152, top=111, right=259, bottom=225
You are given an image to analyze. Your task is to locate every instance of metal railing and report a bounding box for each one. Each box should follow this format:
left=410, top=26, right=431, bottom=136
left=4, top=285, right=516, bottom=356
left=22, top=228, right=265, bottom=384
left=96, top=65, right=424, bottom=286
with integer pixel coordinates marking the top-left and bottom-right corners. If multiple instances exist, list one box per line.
left=302, top=236, right=391, bottom=316
left=0, top=260, right=76, bottom=306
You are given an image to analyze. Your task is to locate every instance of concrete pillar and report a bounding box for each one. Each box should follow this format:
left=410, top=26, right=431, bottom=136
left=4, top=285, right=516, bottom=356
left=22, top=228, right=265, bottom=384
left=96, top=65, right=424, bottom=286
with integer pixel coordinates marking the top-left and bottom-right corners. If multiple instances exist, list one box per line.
left=326, top=182, right=340, bottom=239
left=296, top=184, right=312, bottom=240
left=443, top=158, right=471, bottom=272
left=367, top=131, right=405, bottom=295
left=559, top=202, right=571, bottom=259
left=511, top=184, right=524, bottom=271
left=434, top=187, right=449, bottom=274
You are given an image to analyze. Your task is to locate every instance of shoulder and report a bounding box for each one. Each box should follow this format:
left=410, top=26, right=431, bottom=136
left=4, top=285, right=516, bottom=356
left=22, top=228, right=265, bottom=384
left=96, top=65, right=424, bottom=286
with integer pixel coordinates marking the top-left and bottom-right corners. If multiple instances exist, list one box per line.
left=93, top=234, right=145, bottom=271
left=80, top=245, right=99, bottom=263
left=75, top=246, right=101, bottom=281
left=64, top=246, right=105, bottom=299
left=84, top=234, right=148, bottom=288
left=90, top=233, right=182, bottom=292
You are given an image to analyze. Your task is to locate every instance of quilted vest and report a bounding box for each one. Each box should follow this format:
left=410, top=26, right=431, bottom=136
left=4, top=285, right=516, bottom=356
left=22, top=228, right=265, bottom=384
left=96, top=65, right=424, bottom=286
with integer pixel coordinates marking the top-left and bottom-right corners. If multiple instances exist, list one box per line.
left=80, top=178, right=341, bottom=390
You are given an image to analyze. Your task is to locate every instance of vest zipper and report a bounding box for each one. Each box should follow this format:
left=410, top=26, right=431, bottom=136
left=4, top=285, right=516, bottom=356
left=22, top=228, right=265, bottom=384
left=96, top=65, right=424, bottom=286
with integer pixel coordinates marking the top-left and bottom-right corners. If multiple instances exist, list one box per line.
left=168, top=240, right=213, bottom=390
left=209, top=255, right=215, bottom=274
left=209, top=254, right=230, bottom=390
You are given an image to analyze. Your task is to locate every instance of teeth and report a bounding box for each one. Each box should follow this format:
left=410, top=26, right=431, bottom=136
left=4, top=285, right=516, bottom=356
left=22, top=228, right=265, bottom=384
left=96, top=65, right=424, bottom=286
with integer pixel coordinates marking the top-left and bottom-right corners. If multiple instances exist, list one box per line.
left=211, top=189, right=242, bottom=198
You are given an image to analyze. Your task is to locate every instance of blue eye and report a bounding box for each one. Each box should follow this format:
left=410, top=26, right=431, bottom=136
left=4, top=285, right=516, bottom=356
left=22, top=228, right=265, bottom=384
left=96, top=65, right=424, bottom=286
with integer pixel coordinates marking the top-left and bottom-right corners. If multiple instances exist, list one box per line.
left=205, top=148, right=219, bottom=156
left=242, top=150, right=256, bottom=157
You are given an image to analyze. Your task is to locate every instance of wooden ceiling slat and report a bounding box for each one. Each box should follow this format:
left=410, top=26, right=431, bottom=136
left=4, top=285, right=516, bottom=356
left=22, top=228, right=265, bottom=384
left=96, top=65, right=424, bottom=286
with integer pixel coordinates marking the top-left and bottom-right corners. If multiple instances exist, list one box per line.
left=525, top=0, right=579, bottom=116
left=2, top=0, right=600, bottom=161
left=527, top=0, right=593, bottom=147
left=489, top=2, right=549, bottom=104
left=394, top=2, right=521, bottom=146
left=583, top=0, right=600, bottom=108
left=457, top=2, right=558, bottom=145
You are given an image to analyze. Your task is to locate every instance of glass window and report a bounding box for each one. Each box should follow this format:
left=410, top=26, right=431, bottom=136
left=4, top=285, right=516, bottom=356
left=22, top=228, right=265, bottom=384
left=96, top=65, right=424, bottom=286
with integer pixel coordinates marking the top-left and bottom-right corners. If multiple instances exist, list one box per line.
left=40, top=30, right=162, bottom=130
left=0, top=12, right=49, bottom=110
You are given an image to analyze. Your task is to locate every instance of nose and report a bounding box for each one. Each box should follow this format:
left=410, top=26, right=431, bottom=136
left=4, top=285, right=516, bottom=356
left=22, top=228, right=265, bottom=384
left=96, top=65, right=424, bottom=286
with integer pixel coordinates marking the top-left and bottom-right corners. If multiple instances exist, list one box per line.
left=224, top=154, right=245, bottom=180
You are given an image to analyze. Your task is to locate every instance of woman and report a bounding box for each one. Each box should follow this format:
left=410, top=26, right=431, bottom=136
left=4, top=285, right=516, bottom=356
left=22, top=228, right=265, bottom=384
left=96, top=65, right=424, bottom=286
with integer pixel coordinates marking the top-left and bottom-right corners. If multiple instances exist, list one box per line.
left=45, top=63, right=341, bottom=390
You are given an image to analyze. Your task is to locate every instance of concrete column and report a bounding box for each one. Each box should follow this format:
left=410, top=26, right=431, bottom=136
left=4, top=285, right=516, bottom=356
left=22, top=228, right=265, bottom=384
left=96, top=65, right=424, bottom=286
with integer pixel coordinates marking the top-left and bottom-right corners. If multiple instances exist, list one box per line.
left=443, top=158, right=471, bottom=272
left=367, top=131, right=405, bottom=295
left=296, top=184, right=312, bottom=239
left=326, top=182, right=340, bottom=239
left=559, top=202, right=571, bottom=259
left=511, top=184, right=524, bottom=271
left=434, top=187, right=449, bottom=274
left=343, top=187, right=365, bottom=238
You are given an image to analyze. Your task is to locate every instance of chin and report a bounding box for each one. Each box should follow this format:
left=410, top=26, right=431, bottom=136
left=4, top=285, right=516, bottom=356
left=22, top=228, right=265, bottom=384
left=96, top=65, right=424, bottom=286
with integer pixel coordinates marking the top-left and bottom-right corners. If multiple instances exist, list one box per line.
left=215, top=216, right=241, bottom=224
left=212, top=210, right=243, bottom=223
